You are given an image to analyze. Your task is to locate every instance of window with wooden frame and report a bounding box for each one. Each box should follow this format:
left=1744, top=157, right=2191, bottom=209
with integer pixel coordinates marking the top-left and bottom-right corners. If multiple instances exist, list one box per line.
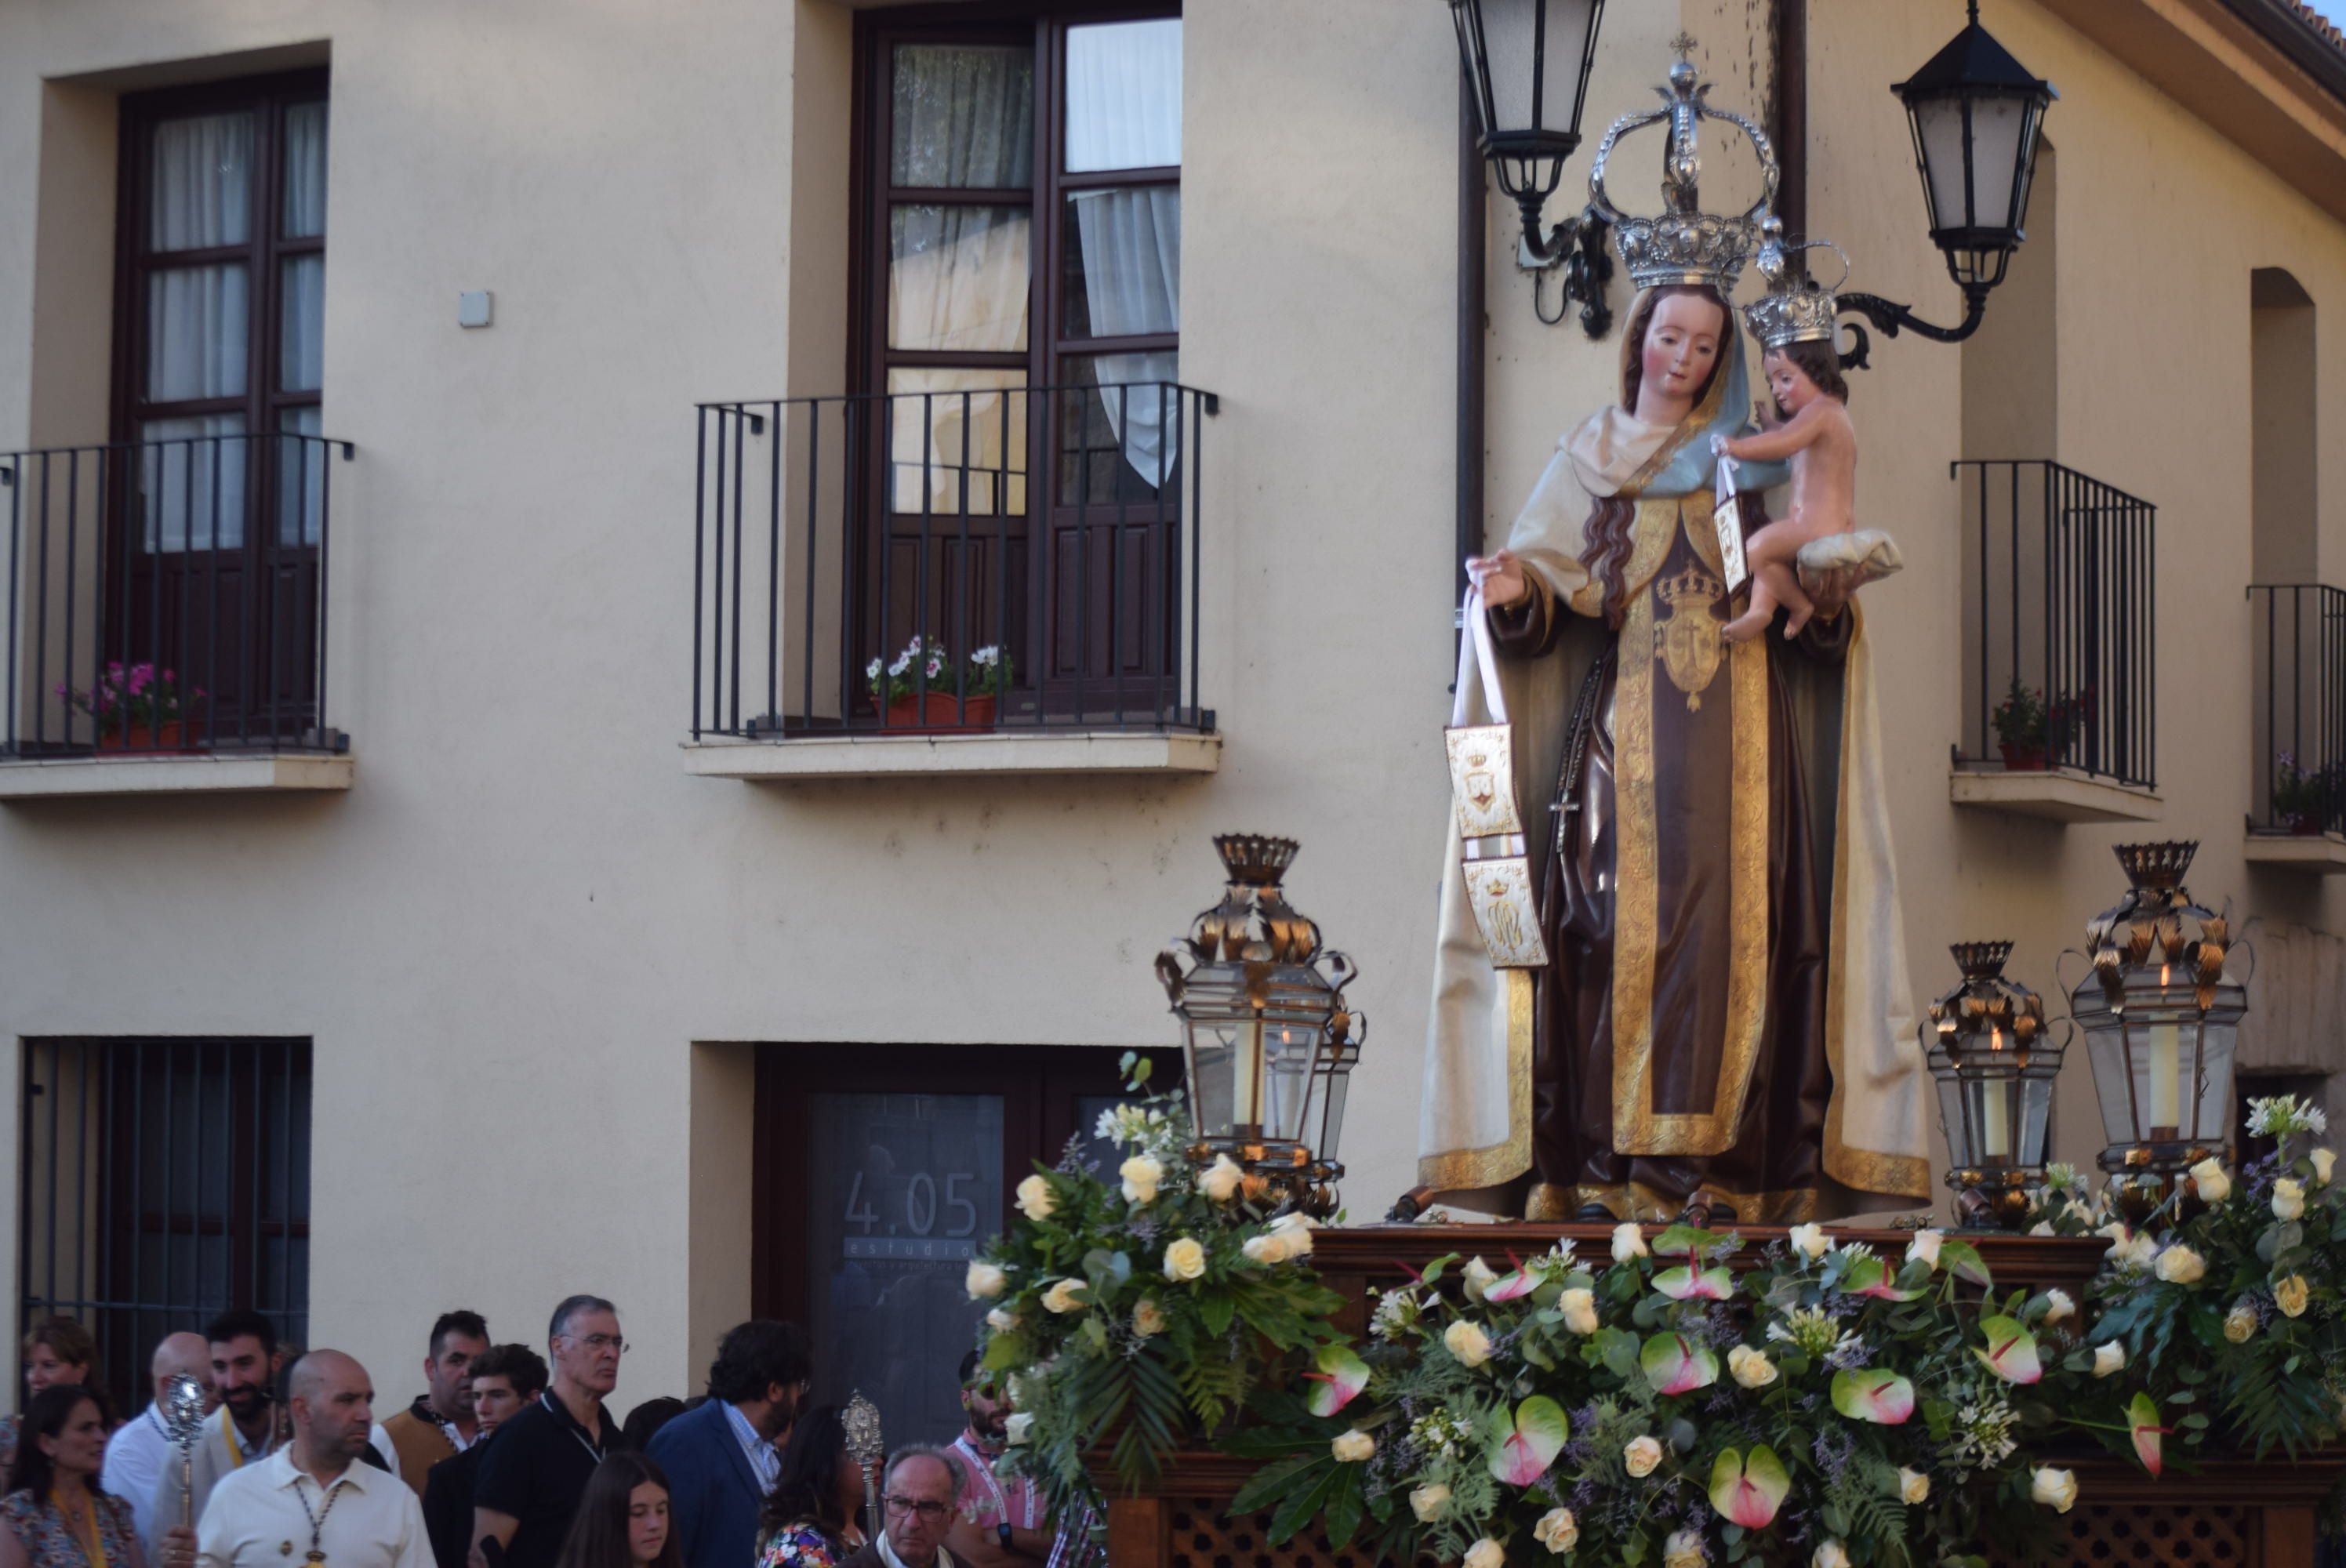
left=112, top=70, right=329, bottom=741
left=855, top=7, right=1182, bottom=721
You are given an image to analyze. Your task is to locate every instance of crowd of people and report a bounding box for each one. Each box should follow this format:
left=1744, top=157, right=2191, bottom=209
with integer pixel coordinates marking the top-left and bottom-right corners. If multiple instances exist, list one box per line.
left=0, top=1307, right=1095, bottom=1568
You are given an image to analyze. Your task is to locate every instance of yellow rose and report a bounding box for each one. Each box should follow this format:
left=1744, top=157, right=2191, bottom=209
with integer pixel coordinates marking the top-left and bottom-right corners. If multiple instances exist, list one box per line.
left=1788, top=1222, right=1830, bottom=1260
left=2030, top=1466, right=2078, bottom=1514
left=1015, top=1174, right=1056, bottom=1222
left=984, top=1308, right=1018, bottom=1333
left=1662, top=1528, right=1708, bottom=1568
left=1560, top=1287, right=1600, bottom=1336
left=965, top=1259, right=1007, bottom=1300
left=1407, top=1484, right=1450, bottom=1523
left=1727, top=1345, right=1778, bottom=1388
left=2153, top=1243, right=2206, bottom=1284
left=2275, top=1177, right=2307, bottom=1222
left=1463, top=1541, right=1505, bottom=1568
left=1612, top=1222, right=1650, bottom=1262
left=1119, top=1154, right=1164, bottom=1207
left=1463, top=1255, right=1498, bottom=1301
left=1624, top=1436, right=1663, bottom=1478
left=2188, top=1156, right=2231, bottom=1204
left=1329, top=1430, right=1375, bottom=1463
left=2224, top=1306, right=2257, bottom=1344
left=1162, top=1236, right=1208, bottom=1282
left=1812, top=1544, right=1850, bottom=1568
left=2092, top=1341, right=2126, bottom=1377
left=1199, top=1154, right=1245, bottom=1202
left=1898, top=1467, right=1930, bottom=1504
left=1132, top=1298, right=1167, bottom=1338
left=2041, top=1288, right=2075, bottom=1327
left=1443, top=1320, right=1494, bottom=1368
left=1241, top=1231, right=1294, bottom=1265
left=1533, top=1508, right=1578, bottom=1553
left=2312, top=1147, right=2337, bottom=1186
left=2277, top=1274, right=2312, bottom=1318
left=1040, top=1278, right=1087, bottom=1314
left=1905, top=1229, right=1943, bottom=1270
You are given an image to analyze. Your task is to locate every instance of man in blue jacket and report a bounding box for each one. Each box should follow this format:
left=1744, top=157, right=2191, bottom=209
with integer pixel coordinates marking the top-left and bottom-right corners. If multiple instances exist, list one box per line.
left=648, top=1321, right=810, bottom=1568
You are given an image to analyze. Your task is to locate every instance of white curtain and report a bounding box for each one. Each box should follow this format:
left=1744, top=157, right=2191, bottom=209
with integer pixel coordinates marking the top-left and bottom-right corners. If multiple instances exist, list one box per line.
left=140, top=417, right=247, bottom=552
left=888, top=206, right=1029, bottom=354
left=1064, top=20, right=1181, bottom=172
left=282, top=102, right=328, bottom=238
left=145, top=113, right=256, bottom=552
left=892, top=44, right=1033, bottom=188
left=150, top=112, right=252, bottom=249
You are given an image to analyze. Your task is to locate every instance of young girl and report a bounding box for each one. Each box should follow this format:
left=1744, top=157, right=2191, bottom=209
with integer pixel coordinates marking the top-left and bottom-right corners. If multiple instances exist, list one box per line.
left=553, top=1454, right=682, bottom=1568
left=1716, top=337, right=1854, bottom=643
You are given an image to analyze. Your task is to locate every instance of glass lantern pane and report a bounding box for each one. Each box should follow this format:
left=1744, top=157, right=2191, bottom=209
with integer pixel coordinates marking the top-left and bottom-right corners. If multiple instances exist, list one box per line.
left=1963, top=96, right=2028, bottom=233
left=2017, top=1074, right=2055, bottom=1167
left=1910, top=96, right=1971, bottom=231
left=2085, top=1019, right=2137, bottom=1149
left=1261, top=1025, right=1318, bottom=1145
left=2188, top=1020, right=2239, bottom=1149
left=1316, top=1061, right=1352, bottom=1166
left=1476, top=0, right=1598, bottom=135
left=1934, top=1073, right=1974, bottom=1168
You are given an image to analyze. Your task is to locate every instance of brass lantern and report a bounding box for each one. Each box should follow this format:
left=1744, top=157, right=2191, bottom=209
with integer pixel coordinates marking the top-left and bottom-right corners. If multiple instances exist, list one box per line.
left=1156, top=835, right=1362, bottom=1215
left=1923, top=942, right=2064, bottom=1230
left=2066, top=841, right=2249, bottom=1221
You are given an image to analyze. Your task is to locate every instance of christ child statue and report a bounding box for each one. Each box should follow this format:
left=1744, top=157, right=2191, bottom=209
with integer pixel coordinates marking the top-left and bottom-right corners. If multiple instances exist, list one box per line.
left=1713, top=337, right=1854, bottom=644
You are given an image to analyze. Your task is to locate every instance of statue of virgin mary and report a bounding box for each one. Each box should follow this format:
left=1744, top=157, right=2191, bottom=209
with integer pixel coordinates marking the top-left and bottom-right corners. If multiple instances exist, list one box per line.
left=1418, top=57, right=1928, bottom=1224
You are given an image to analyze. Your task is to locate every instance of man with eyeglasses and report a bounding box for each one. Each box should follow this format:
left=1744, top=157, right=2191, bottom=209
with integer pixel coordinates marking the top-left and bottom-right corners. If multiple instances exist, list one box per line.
left=838, top=1447, right=962, bottom=1568
left=469, top=1297, right=631, bottom=1568
left=645, top=1319, right=809, bottom=1568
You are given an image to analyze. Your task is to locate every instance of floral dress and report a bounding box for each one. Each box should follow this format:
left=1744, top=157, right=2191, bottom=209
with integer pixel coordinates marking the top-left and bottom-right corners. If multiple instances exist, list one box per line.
left=1, top=1489, right=138, bottom=1568
left=757, top=1521, right=851, bottom=1568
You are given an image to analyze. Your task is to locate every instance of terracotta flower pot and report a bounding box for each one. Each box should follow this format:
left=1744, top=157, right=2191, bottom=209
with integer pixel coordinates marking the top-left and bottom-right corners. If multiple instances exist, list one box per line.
left=1997, top=741, right=2046, bottom=771
left=2288, top=813, right=2327, bottom=837
left=104, top=719, right=202, bottom=753
left=881, top=692, right=997, bottom=732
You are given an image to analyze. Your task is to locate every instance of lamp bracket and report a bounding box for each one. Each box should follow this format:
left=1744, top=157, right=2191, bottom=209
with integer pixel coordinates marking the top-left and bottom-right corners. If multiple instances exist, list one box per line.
left=1834, top=281, right=1992, bottom=370
left=1517, top=199, right=1614, bottom=338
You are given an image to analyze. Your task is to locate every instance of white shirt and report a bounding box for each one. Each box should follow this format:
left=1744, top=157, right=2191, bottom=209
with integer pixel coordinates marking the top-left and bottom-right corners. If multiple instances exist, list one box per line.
left=103, top=1406, right=172, bottom=1559
left=196, top=1447, right=432, bottom=1568
left=719, top=1403, right=779, bottom=1496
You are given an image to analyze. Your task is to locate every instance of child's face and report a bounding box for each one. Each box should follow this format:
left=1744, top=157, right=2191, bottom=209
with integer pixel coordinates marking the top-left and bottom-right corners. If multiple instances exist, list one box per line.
left=1764, top=351, right=1818, bottom=416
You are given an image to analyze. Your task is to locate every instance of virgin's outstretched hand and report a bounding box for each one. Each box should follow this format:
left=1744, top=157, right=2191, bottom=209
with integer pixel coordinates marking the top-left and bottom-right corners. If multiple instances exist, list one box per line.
left=1465, top=550, right=1531, bottom=610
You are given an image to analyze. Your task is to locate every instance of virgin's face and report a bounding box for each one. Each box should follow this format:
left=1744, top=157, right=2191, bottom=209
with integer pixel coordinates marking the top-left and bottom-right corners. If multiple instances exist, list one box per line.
left=1637, top=293, right=1726, bottom=419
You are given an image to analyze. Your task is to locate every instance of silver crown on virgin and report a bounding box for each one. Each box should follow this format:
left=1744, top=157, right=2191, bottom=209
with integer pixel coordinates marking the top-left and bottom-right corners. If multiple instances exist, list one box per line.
left=1586, top=36, right=1779, bottom=295
left=1742, top=217, right=1850, bottom=348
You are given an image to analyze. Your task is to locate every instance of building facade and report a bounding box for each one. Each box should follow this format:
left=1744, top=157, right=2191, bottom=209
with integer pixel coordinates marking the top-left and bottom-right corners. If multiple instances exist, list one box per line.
left=4, top=0, right=2346, bottom=1446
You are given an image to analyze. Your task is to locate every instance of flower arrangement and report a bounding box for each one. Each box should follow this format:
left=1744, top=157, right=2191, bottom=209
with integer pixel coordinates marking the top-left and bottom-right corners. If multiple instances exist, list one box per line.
left=982, top=1091, right=2346, bottom=1566
left=863, top=637, right=1015, bottom=705
left=2271, top=750, right=2338, bottom=829
left=1990, top=678, right=2091, bottom=761
left=56, top=662, right=205, bottom=739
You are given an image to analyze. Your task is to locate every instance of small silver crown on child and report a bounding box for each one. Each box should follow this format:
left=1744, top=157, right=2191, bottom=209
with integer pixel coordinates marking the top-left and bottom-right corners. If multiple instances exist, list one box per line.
left=1587, top=35, right=1780, bottom=294
left=1741, top=217, right=1851, bottom=348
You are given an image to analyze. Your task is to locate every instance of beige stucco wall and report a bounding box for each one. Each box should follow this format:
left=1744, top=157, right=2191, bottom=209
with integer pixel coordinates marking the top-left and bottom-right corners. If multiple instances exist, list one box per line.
left=2, top=0, right=2345, bottom=1418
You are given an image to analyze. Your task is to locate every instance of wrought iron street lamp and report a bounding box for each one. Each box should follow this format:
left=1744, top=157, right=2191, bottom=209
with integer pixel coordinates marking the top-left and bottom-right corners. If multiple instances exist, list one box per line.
left=2065, top=841, right=2250, bottom=1224
left=1924, top=942, right=2065, bottom=1230
left=1156, top=834, right=1362, bottom=1215
left=1838, top=0, right=2057, bottom=365
left=1447, top=0, right=1614, bottom=334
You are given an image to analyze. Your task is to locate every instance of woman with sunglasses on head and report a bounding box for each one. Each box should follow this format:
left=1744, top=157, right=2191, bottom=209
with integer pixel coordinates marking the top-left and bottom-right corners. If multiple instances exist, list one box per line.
left=550, top=1455, right=681, bottom=1568
left=754, top=1408, right=866, bottom=1568
left=0, top=1385, right=191, bottom=1568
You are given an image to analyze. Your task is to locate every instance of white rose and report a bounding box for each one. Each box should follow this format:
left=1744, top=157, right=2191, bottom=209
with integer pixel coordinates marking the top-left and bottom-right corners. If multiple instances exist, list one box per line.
left=1162, top=1237, right=1207, bottom=1281
left=1040, top=1277, right=1087, bottom=1314
left=984, top=1308, right=1018, bottom=1333
left=1813, top=1543, right=1851, bottom=1568
left=1612, top=1222, right=1650, bottom=1262
left=1561, top=1287, right=1601, bottom=1336
left=1906, top=1229, right=1944, bottom=1270
left=2029, top=1221, right=2056, bottom=1236
left=2031, top=1466, right=2078, bottom=1514
left=1199, top=1154, right=1245, bottom=1202
left=1443, top=1320, right=1494, bottom=1368
left=2313, top=1148, right=2337, bottom=1186
left=1408, top=1483, right=1451, bottom=1523
left=2092, top=1341, right=2126, bottom=1377
left=1330, top=1429, right=1375, bottom=1463
left=1270, top=1211, right=1316, bottom=1257
left=1463, top=1255, right=1498, bottom=1301
left=2118, top=1230, right=2162, bottom=1271
left=1898, top=1467, right=1930, bottom=1504
left=2188, top=1156, right=2231, bottom=1205
left=1241, top=1232, right=1294, bottom=1266
left=965, top=1259, right=1008, bottom=1300
left=2275, top=1177, right=2307, bottom=1222
left=1003, top=1411, right=1033, bottom=1446
left=1120, top=1154, right=1164, bottom=1207
left=1015, top=1174, right=1056, bottom=1221
left=2155, top=1243, right=2207, bottom=1285
left=1132, top=1298, right=1167, bottom=1338
left=1624, top=1436, right=1662, bottom=1477
left=1727, top=1345, right=1778, bottom=1388
left=1533, top=1508, right=1579, bottom=1552
left=2042, top=1289, right=2075, bottom=1327
left=1663, top=1528, right=1708, bottom=1568
left=1788, top=1222, right=1830, bottom=1260
left=1463, top=1541, right=1505, bottom=1568
left=2225, top=1305, right=2257, bottom=1343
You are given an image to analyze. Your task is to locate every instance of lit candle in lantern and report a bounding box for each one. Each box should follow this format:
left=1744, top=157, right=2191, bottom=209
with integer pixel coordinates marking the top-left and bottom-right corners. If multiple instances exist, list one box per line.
left=2149, top=964, right=2180, bottom=1133
left=1981, top=1025, right=2010, bottom=1160
left=1236, top=1014, right=1264, bottom=1130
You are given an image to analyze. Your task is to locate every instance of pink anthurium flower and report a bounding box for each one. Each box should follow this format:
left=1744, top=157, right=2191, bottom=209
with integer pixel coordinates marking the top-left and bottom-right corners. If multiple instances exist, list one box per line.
left=2128, top=1392, right=2167, bottom=1477
left=1829, top=1368, right=1917, bottom=1425
left=1640, top=1332, right=1721, bottom=1396
left=1940, top=1238, right=1994, bottom=1289
left=1840, top=1254, right=1922, bottom=1302
left=1487, top=1395, right=1570, bottom=1486
left=1653, top=1265, right=1735, bottom=1301
left=1708, top=1445, right=1791, bottom=1530
left=1485, top=1251, right=1539, bottom=1303
left=1974, top=1315, right=2043, bottom=1385
left=1303, top=1345, right=1371, bottom=1418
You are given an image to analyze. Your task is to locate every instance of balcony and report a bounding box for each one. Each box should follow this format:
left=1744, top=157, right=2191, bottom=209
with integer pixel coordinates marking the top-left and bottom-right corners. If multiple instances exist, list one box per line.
left=0, top=432, right=354, bottom=800
left=1946, top=459, right=2161, bottom=824
left=2246, top=583, right=2346, bottom=872
left=683, top=380, right=1220, bottom=781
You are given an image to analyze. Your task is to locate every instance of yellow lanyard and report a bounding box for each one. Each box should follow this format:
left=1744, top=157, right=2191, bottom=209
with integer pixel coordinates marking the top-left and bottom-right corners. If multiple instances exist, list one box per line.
left=51, top=1490, right=107, bottom=1568
left=219, top=1408, right=267, bottom=1471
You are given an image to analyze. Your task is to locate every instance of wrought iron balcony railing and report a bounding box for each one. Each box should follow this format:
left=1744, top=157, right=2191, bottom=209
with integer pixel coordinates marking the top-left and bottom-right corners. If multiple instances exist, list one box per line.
left=1952, top=459, right=2156, bottom=789
left=691, top=381, right=1215, bottom=740
left=2249, top=583, right=2346, bottom=835
left=3, top=431, right=352, bottom=758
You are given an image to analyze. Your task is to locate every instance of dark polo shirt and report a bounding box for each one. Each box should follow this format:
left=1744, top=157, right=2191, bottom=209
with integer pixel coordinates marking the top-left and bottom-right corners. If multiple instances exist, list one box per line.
left=472, top=1391, right=629, bottom=1568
